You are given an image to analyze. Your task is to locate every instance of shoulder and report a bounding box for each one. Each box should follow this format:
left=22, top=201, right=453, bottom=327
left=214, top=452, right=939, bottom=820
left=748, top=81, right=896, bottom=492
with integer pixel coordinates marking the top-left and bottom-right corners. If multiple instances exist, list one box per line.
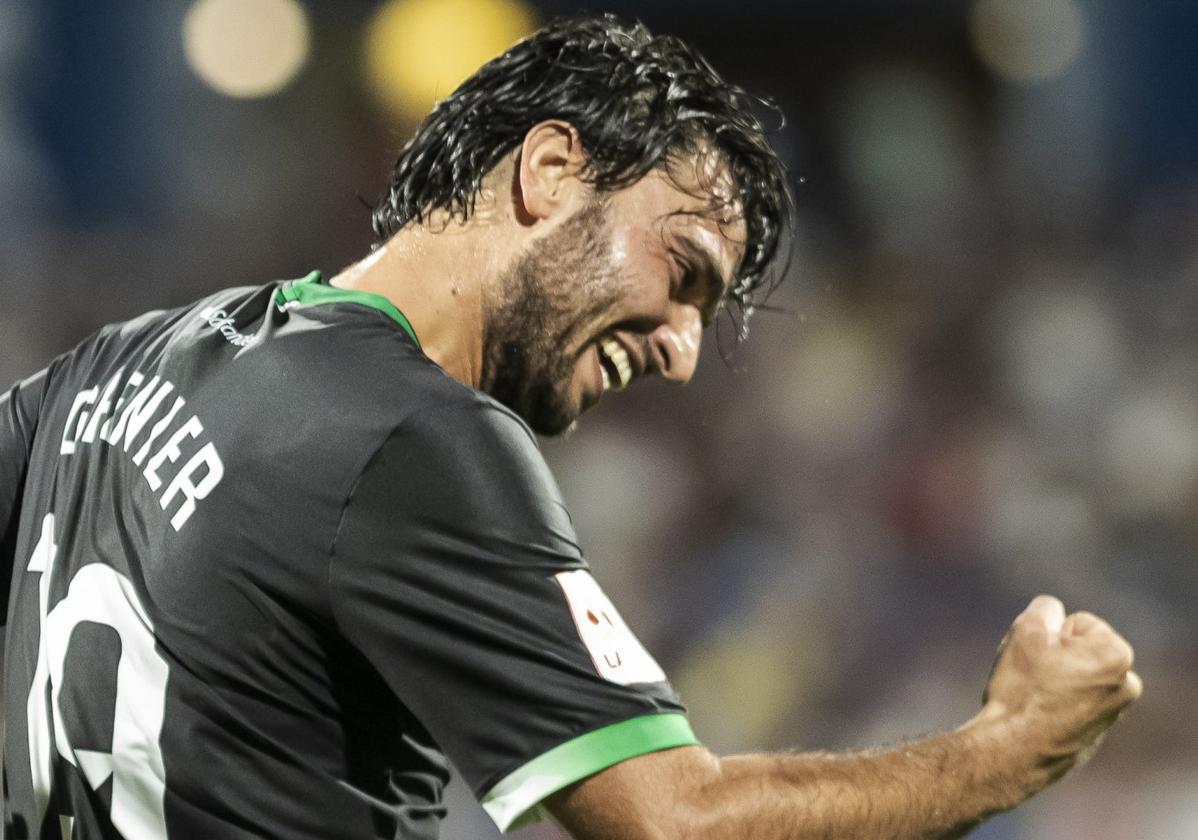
left=395, top=386, right=538, bottom=458
left=62, top=285, right=267, bottom=373
left=371, top=386, right=554, bottom=506
left=338, top=384, right=577, bottom=557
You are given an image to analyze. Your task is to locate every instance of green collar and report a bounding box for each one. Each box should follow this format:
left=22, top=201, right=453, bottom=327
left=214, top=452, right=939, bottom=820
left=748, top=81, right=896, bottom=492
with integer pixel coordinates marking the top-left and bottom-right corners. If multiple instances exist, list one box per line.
left=274, top=270, right=420, bottom=347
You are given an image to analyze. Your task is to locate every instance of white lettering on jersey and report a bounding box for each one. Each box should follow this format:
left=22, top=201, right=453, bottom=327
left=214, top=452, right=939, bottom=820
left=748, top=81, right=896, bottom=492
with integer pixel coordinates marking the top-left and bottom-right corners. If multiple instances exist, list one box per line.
left=25, top=513, right=171, bottom=839
left=161, top=442, right=225, bottom=530
left=60, top=371, right=224, bottom=531
left=143, top=416, right=203, bottom=490
left=200, top=306, right=257, bottom=347
left=98, top=370, right=145, bottom=442
left=108, top=376, right=175, bottom=452
left=59, top=387, right=99, bottom=455
left=25, top=514, right=57, bottom=828
left=80, top=372, right=123, bottom=445
left=555, top=570, right=667, bottom=686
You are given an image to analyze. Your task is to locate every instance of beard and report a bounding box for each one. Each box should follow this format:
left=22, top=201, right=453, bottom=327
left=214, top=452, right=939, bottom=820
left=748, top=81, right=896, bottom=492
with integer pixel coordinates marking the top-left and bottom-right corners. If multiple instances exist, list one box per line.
left=480, top=199, right=630, bottom=436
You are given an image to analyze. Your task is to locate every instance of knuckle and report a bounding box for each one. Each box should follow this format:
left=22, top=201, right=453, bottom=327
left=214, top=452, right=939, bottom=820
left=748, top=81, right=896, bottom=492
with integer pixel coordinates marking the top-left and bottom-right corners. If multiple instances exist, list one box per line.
left=1101, top=637, right=1134, bottom=672
left=1124, top=671, right=1144, bottom=701
left=1075, top=618, right=1114, bottom=645
left=1009, top=619, right=1044, bottom=649
left=1013, top=609, right=1047, bottom=633
left=1029, top=594, right=1063, bottom=612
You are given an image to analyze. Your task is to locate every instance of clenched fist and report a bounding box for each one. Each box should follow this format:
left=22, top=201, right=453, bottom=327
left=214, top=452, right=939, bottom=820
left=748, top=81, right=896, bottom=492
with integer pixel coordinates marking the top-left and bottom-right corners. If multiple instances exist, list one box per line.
left=979, top=595, right=1142, bottom=794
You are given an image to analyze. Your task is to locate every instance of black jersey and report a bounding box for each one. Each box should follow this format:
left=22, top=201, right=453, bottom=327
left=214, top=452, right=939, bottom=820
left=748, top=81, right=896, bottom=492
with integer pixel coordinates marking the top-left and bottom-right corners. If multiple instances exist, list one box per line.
left=0, top=272, right=695, bottom=840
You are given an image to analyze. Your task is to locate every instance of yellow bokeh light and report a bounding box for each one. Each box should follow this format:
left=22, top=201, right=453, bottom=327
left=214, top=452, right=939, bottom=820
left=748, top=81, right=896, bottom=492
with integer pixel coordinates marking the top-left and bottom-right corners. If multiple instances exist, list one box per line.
left=365, top=0, right=536, bottom=121
left=183, top=0, right=311, bottom=99
left=970, top=0, right=1086, bottom=84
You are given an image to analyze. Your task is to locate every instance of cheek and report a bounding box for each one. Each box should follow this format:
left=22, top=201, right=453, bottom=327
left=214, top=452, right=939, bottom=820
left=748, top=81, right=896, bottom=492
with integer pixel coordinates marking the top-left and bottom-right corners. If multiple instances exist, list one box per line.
left=591, top=229, right=637, bottom=298
left=605, top=227, right=672, bottom=302
left=607, top=224, right=632, bottom=266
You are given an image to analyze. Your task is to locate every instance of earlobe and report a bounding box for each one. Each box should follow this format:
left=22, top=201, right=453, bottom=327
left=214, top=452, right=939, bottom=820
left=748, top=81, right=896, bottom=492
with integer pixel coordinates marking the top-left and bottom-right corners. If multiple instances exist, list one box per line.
left=517, top=120, right=584, bottom=222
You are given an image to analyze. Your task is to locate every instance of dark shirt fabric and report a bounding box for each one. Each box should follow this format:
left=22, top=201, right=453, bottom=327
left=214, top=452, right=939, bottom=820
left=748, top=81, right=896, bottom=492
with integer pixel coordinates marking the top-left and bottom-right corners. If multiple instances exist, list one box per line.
left=1, top=272, right=694, bottom=840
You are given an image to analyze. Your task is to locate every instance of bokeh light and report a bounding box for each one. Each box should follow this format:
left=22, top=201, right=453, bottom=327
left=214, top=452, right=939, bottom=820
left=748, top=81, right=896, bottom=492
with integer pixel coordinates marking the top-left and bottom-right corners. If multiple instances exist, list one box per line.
left=970, top=0, right=1086, bottom=84
left=365, top=0, right=536, bottom=121
left=183, top=0, right=311, bottom=98
left=1104, top=389, right=1198, bottom=518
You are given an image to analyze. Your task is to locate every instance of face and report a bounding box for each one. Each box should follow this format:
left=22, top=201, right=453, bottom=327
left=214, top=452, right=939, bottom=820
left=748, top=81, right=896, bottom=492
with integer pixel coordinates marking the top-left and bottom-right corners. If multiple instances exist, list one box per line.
left=480, top=159, right=746, bottom=436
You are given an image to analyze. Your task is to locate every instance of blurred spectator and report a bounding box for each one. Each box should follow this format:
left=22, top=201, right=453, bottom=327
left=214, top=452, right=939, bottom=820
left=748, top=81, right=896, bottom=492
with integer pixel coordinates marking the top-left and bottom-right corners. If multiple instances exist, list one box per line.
left=3, top=2, right=1195, bottom=837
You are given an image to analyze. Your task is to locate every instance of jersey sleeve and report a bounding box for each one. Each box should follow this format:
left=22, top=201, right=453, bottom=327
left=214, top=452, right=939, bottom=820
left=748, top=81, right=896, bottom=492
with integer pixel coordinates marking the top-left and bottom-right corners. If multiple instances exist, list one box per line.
left=1, top=368, right=50, bottom=622
left=328, top=399, right=697, bottom=831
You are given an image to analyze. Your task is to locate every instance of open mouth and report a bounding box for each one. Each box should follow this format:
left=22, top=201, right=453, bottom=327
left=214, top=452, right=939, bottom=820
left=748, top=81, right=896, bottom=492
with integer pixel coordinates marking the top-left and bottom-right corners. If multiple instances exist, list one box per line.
left=597, top=335, right=633, bottom=392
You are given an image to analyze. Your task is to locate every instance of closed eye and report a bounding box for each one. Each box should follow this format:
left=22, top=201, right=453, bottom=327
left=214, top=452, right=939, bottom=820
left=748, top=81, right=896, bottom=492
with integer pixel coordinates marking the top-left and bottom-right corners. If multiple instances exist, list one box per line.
left=674, top=258, right=699, bottom=294
left=671, top=239, right=728, bottom=326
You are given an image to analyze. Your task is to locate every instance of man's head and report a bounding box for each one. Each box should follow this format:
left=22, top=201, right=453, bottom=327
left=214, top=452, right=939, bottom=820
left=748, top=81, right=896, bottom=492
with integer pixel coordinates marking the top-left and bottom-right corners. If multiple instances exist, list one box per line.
left=372, top=15, right=791, bottom=434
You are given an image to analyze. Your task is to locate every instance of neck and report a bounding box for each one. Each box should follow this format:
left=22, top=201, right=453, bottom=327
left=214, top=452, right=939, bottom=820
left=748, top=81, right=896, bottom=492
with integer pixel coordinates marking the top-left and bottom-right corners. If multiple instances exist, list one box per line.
left=330, top=223, right=503, bottom=389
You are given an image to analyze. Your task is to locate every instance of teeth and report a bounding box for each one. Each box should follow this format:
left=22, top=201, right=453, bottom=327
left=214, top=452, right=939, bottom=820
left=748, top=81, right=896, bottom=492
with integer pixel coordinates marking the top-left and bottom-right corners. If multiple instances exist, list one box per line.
left=600, top=364, right=610, bottom=390
left=599, top=337, right=633, bottom=391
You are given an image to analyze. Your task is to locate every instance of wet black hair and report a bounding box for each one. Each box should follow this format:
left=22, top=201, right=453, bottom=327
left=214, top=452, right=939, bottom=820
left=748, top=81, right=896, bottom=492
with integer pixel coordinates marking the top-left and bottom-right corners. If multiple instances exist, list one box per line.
left=371, top=14, right=792, bottom=325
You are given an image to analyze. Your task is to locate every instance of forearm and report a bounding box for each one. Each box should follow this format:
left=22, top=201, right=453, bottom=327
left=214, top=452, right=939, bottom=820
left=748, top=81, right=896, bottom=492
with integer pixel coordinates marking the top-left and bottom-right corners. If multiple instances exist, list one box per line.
left=685, top=712, right=1034, bottom=840
left=552, top=597, right=1140, bottom=840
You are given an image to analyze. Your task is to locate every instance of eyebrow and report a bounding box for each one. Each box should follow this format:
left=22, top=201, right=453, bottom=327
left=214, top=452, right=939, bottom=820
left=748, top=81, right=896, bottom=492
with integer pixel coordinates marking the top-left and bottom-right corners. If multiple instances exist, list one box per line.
left=675, top=234, right=732, bottom=325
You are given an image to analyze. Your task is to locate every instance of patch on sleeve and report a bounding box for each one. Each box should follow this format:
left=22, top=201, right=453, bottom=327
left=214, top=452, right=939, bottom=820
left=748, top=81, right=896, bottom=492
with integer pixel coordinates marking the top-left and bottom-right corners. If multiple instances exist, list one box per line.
left=554, top=570, right=667, bottom=685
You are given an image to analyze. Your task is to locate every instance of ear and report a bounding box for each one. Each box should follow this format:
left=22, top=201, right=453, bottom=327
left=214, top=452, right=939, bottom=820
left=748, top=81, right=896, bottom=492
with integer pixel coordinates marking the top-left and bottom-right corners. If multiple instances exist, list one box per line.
left=515, top=120, right=586, bottom=223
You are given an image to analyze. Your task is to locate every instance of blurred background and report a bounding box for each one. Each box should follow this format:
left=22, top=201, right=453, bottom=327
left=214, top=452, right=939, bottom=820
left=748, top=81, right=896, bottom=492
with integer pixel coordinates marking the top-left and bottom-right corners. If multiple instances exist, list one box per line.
left=2, top=0, right=1196, bottom=837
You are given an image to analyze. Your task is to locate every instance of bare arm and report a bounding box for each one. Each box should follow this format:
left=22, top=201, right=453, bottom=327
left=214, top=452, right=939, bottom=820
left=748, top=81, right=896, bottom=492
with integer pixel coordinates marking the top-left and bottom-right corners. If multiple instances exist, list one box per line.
left=548, top=596, right=1142, bottom=840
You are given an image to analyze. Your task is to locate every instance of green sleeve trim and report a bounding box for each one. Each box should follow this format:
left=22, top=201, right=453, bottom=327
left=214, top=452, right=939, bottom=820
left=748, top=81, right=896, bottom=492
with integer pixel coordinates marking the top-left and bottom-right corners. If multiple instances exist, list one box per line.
left=274, top=270, right=421, bottom=347
left=481, top=713, right=699, bottom=832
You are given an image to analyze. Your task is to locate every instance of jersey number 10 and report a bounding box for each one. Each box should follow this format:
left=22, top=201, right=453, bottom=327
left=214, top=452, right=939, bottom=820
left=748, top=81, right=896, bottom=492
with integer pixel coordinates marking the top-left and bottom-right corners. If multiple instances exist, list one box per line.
left=23, top=513, right=170, bottom=839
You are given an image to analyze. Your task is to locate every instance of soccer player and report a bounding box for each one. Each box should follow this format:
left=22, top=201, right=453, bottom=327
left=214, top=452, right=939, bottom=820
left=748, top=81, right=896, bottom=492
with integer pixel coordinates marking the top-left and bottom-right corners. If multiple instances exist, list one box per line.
left=1, top=15, right=1140, bottom=840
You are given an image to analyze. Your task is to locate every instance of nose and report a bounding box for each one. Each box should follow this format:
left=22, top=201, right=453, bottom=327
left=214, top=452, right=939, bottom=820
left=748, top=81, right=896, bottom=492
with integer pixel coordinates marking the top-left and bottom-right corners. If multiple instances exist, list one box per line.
left=648, top=305, right=702, bottom=384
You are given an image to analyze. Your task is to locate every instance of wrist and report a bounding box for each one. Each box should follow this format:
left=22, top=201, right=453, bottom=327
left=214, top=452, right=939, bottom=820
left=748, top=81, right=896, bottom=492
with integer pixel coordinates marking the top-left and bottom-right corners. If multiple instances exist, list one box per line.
left=957, top=704, right=1044, bottom=810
